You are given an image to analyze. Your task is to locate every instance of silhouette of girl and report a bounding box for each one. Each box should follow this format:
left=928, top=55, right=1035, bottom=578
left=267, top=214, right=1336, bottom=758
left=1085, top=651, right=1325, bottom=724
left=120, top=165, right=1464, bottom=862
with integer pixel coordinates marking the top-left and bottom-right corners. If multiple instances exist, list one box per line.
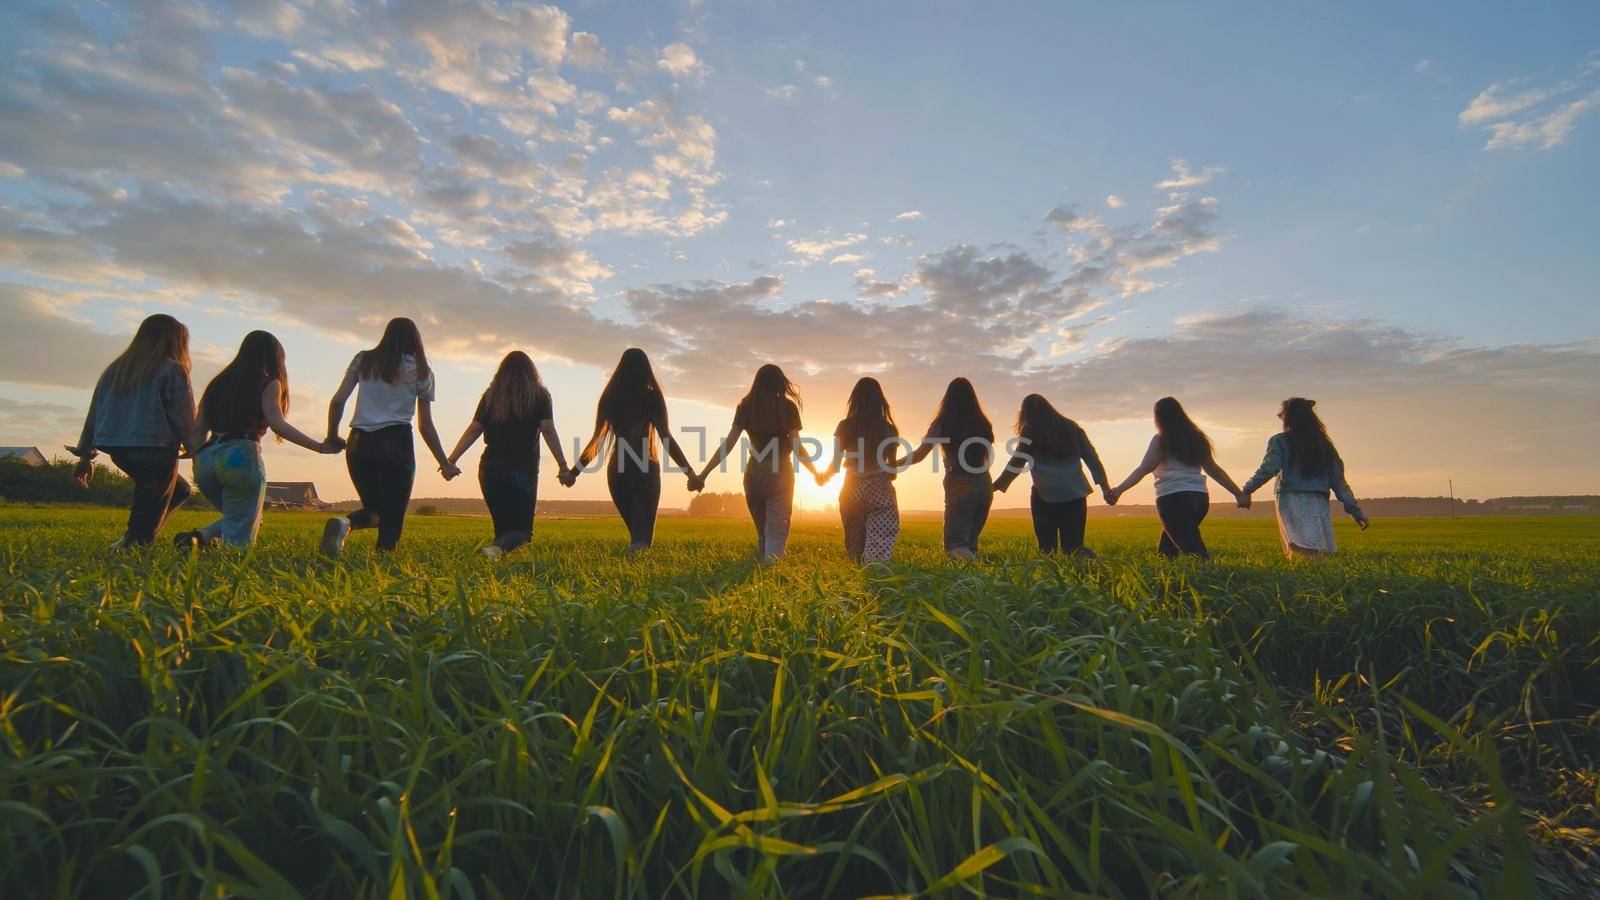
left=817, top=377, right=902, bottom=563
left=1107, top=396, right=1246, bottom=559
left=173, top=331, right=341, bottom=548
left=445, top=351, right=573, bottom=558
left=696, top=364, right=821, bottom=561
left=993, top=394, right=1110, bottom=556
left=320, top=317, right=455, bottom=555
left=573, top=348, right=697, bottom=552
left=1241, top=397, right=1368, bottom=558
left=68, top=314, right=197, bottom=548
left=899, top=378, right=995, bottom=559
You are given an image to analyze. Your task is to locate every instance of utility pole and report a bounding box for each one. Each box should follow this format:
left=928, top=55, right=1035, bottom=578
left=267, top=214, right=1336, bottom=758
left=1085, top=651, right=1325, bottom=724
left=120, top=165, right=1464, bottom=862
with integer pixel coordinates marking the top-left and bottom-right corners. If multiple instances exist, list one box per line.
left=1448, top=479, right=1455, bottom=519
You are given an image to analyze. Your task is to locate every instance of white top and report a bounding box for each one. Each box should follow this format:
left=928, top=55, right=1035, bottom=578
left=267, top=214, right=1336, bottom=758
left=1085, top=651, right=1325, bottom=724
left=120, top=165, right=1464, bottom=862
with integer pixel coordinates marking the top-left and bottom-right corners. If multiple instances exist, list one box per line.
left=1144, top=435, right=1208, bottom=497
left=348, top=353, right=435, bottom=431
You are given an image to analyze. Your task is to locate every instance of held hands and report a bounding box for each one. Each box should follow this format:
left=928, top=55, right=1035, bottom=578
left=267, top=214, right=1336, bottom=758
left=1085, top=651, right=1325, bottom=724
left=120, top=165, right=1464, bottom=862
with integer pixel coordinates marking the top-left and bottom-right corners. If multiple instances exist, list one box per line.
left=439, top=460, right=462, bottom=481
left=814, top=469, right=832, bottom=487
left=558, top=466, right=579, bottom=488
left=1235, top=490, right=1251, bottom=510
left=1102, top=486, right=1119, bottom=506
left=318, top=438, right=345, bottom=454
left=686, top=472, right=705, bottom=493
left=72, top=457, right=94, bottom=488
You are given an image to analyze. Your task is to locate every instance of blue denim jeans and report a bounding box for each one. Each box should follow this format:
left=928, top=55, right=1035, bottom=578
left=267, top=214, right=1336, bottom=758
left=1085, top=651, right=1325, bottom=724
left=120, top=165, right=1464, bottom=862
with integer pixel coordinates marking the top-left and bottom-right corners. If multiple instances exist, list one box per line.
left=194, top=439, right=268, bottom=546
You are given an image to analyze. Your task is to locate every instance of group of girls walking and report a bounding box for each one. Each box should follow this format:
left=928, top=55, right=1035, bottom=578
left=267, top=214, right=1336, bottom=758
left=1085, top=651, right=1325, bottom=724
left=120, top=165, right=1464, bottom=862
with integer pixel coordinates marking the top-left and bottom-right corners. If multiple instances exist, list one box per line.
left=70, top=314, right=1369, bottom=562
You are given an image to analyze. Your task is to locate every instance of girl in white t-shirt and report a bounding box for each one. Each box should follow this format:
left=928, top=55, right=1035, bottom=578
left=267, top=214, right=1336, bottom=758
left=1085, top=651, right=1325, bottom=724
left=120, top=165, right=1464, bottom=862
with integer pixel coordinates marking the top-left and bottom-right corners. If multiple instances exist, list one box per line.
left=319, top=318, right=457, bottom=555
left=1107, top=396, right=1246, bottom=559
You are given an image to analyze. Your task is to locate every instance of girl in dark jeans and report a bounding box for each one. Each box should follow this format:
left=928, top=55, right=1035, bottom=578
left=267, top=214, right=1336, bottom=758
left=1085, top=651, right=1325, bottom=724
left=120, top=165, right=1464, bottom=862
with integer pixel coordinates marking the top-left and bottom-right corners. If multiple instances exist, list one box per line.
left=1107, top=396, right=1247, bottom=558
left=445, top=351, right=574, bottom=558
left=897, top=378, right=996, bottom=559
left=695, top=364, right=821, bottom=562
left=571, top=348, right=697, bottom=552
left=320, top=318, right=457, bottom=555
left=993, top=394, right=1111, bottom=556
left=68, top=314, right=198, bottom=548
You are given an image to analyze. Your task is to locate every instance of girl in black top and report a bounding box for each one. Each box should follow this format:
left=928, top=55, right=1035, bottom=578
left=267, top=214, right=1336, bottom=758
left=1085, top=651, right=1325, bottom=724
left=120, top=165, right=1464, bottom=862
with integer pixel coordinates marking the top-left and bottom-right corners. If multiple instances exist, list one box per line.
left=445, top=351, right=573, bottom=557
left=573, top=348, right=697, bottom=552
left=173, top=331, right=339, bottom=548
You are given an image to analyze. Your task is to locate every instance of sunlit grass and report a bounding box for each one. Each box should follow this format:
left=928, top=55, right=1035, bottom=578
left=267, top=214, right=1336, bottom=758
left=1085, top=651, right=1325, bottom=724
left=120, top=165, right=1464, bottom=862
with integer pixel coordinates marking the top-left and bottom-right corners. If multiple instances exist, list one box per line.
left=1, top=507, right=1595, bottom=896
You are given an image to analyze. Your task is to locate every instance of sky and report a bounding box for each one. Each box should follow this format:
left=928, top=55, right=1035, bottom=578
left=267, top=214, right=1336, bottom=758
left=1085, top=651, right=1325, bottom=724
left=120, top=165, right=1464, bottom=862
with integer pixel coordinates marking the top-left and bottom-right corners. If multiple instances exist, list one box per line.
left=1, top=0, right=1597, bottom=510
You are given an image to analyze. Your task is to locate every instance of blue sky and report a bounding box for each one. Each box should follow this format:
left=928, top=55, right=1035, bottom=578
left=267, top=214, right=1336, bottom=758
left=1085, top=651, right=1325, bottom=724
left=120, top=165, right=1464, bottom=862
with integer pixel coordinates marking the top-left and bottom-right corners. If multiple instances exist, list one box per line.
left=1, top=0, right=1596, bottom=508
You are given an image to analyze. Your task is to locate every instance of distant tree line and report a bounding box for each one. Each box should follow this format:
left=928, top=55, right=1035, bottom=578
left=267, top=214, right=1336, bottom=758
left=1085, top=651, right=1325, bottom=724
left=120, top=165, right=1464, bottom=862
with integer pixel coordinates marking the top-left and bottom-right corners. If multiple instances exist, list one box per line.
left=687, top=491, right=746, bottom=518
left=0, top=458, right=210, bottom=510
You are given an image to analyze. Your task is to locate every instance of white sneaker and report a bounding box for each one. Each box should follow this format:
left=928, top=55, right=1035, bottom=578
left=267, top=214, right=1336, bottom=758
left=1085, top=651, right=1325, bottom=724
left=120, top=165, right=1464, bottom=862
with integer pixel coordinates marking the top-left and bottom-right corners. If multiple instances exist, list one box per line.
left=480, top=545, right=504, bottom=560
left=320, top=517, right=350, bottom=557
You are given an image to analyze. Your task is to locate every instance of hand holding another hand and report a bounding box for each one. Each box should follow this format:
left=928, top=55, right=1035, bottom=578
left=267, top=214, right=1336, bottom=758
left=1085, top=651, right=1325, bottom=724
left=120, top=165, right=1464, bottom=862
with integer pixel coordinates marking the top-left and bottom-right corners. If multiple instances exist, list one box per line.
left=558, top=467, right=578, bottom=488
left=814, top=470, right=831, bottom=487
left=72, top=457, right=94, bottom=488
left=439, top=460, right=462, bottom=481
left=686, top=473, right=705, bottom=492
left=1102, top=487, right=1119, bottom=506
left=1236, top=490, right=1251, bottom=510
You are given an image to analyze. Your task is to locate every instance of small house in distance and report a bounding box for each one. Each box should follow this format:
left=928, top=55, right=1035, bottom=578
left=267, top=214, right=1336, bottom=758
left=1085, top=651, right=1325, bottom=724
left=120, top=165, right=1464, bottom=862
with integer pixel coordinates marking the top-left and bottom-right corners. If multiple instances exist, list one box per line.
left=0, top=446, right=47, bottom=466
left=265, top=482, right=327, bottom=510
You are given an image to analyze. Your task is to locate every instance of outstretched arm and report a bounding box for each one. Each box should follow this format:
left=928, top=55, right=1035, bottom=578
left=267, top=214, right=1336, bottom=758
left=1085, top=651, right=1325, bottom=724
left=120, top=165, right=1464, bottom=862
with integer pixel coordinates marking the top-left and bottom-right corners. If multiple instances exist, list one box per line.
left=791, top=432, right=822, bottom=480
left=446, top=419, right=484, bottom=467
left=416, top=398, right=456, bottom=476
left=262, top=382, right=334, bottom=453
left=816, top=439, right=843, bottom=485
left=1240, top=437, right=1286, bottom=496
left=657, top=413, right=695, bottom=474
left=325, top=365, right=359, bottom=442
left=1329, top=448, right=1367, bottom=527
left=1109, top=438, right=1162, bottom=501
left=539, top=419, right=570, bottom=475
left=696, top=422, right=744, bottom=484
left=1201, top=452, right=1246, bottom=505
left=1080, top=431, right=1111, bottom=496
left=991, top=446, right=1030, bottom=493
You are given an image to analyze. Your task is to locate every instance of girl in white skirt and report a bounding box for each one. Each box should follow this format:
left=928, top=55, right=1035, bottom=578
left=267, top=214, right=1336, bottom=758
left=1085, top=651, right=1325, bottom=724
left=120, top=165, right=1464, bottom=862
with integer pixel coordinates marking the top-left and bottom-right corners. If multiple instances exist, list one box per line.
left=1241, top=398, right=1369, bottom=558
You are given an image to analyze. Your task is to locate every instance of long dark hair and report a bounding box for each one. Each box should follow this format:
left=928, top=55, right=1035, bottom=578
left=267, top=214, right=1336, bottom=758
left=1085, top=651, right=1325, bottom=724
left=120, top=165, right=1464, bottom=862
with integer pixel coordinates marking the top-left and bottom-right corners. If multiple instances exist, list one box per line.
left=103, top=314, right=190, bottom=395
left=839, top=377, right=897, bottom=454
left=200, top=331, right=288, bottom=438
left=1014, top=394, right=1082, bottom=458
left=481, top=351, right=550, bottom=424
left=359, top=317, right=428, bottom=385
left=589, top=348, right=668, bottom=460
left=1280, top=397, right=1335, bottom=477
left=737, top=363, right=802, bottom=434
left=930, top=377, right=993, bottom=469
left=1153, top=396, right=1211, bottom=465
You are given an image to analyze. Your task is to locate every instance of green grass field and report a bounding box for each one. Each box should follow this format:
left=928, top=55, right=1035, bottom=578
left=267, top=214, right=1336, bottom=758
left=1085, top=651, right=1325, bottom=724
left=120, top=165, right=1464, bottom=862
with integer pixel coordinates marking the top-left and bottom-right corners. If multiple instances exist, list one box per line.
left=2, top=507, right=1596, bottom=897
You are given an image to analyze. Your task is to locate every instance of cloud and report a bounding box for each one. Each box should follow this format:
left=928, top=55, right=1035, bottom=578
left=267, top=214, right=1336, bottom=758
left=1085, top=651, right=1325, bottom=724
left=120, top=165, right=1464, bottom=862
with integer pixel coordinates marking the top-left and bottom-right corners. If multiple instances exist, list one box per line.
left=1415, top=58, right=1433, bottom=73
left=501, top=236, right=615, bottom=288
left=0, top=284, right=129, bottom=389
left=1155, top=159, right=1225, bottom=190
left=814, top=75, right=833, bottom=89
left=893, top=210, right=923, bottom=222
left=1106, top=194, right=1126, bottom=209
left=657, top=43, right=709, bottom=81
left=1460, top=58, right=1600, bottom=151
left=786, top=231, right=867, bottom=263
left=569, top=32, right=607, bottom=70
left=829, top=252, right=870, bottom=265
left=766, top=84, right=798, bottom=100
